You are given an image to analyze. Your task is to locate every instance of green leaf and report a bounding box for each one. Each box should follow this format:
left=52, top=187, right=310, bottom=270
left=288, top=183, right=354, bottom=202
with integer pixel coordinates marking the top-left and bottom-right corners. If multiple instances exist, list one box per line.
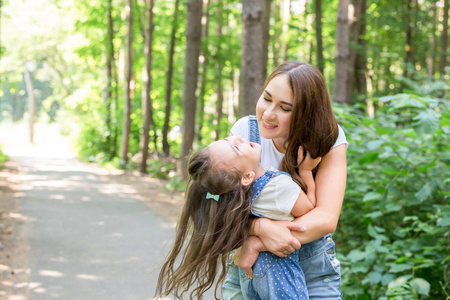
left=365, top=211, right=383, bottom=219
left=437, top=212, right=450, bottom=227
left=363, top=192, right=382, bottom=202
left=386, top=203, right=402, bottom=212
left=388, top=276, right=408, bottom=288
left=379, top=93, right=425, bottom=109
left=389, top=263, right=412, bottom=273
left=412, top=109, right=440, bottom=134
left=348, top=249, right=366, bottom=262
left=351, top=262, right=370, bottom=273
left=409, top=278, right=430, bottom=296
left=366, top=139, right=385, bottom=150
left=415, top=182, right=434, bottom=202
left=363, top=272, right=383, bottom=284
left=359, top=152, right=379, bottom=164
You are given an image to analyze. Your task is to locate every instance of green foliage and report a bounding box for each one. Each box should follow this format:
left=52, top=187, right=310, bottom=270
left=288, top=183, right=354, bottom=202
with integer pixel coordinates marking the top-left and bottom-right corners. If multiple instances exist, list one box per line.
left=146, top=158, right=175, bottom=180
left=335, top=82, right=450, bottom=299
left=0, top=146, right=9, bottom=167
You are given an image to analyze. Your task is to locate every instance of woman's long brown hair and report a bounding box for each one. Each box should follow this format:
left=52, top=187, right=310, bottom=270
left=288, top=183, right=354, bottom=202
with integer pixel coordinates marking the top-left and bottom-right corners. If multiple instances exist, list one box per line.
left=155, top=148, right=253, bottom=299
left=266, top=61, right=339, bottom=191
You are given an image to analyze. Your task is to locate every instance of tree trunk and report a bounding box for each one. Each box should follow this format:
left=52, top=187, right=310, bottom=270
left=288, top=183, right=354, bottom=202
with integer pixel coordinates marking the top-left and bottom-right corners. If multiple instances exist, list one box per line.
left=355, top=0, right=367, bottom=95
left=403, top=0, right=414, bottom=78
left=120, top=0, right=133, bottom=166
left=196, top=0, right=210, bottom=144
left=24, top=62, right=36, bottom=143
left=273, top=0, right=282, bottom=67
left=162, top=0, right=181, bottom=156
left=177, top=0, right=203, bottom=177
left=214, top=0, right=224, bottom=140
left=428, top=1, right=437, bottom=77
left=439, top=0, right=449, bottom=77
left=140, top=0, right=154, bottom=173
left=240, top=0, right=265, bottom=117
left=105, top=0, right=114, bottom=158
left=346, top=0, right=363, bottom=103
left=315, top=0, right=324, bottom=73
left=281, top=0, right=291, bottom=61
left=333, top=0, right=350, bottom=104
left=262, top=0, right=272, bottom=79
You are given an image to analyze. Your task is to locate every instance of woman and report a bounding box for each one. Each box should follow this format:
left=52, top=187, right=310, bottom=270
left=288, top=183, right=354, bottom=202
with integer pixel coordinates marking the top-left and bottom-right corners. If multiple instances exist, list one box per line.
left=223, top=61, right=348, bottom=299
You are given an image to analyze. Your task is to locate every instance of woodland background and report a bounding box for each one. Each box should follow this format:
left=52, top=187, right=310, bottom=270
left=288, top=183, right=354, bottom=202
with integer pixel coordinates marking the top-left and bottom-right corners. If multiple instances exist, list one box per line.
left=1, top=0, right=449, bottom=298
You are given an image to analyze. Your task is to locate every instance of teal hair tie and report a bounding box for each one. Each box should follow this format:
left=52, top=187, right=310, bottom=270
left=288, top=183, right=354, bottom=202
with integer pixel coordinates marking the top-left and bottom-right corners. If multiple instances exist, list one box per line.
left=206, top=192, right=220, bottom=201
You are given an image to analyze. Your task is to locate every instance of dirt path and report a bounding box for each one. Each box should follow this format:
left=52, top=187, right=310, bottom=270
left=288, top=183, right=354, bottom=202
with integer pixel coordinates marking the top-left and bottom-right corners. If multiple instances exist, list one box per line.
left=0, top=123, right=185, bottom=299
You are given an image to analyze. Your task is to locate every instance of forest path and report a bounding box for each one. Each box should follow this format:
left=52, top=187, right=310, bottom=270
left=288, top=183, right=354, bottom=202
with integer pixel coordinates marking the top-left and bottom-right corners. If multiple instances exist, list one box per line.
left=0, top=123, right=191, bottom=300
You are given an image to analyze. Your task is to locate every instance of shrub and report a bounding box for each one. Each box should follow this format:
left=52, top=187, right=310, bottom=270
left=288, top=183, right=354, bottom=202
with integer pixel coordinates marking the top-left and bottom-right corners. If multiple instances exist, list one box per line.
left=335, top=89, right=450, bottom=299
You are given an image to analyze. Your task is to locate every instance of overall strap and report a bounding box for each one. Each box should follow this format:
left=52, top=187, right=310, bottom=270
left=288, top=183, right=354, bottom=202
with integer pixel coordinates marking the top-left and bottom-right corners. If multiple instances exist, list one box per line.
left=248, top=115, right=261, bottom=145
left=250, top=170, right=283, bottom=217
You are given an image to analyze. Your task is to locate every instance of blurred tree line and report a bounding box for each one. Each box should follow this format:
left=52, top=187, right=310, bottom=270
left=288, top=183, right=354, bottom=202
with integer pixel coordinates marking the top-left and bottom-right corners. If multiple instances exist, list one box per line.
left=0, top=0, right=449, bottom=298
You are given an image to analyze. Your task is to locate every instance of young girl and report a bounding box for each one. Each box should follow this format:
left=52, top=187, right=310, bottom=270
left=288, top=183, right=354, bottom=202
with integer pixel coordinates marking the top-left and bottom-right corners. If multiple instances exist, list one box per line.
left=155, top=135, right=321, bottom=299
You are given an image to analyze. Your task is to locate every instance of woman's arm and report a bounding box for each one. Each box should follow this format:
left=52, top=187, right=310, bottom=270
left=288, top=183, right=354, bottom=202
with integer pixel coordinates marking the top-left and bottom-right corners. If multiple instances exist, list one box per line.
left=251, top=144, right=347, bottom=249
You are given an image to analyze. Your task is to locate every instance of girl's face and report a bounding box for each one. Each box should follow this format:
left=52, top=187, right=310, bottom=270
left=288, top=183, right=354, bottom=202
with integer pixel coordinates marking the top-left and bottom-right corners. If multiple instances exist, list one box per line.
left=209, top=135, right=262, bottom=175
left=256, top=74, right=293, bottom=153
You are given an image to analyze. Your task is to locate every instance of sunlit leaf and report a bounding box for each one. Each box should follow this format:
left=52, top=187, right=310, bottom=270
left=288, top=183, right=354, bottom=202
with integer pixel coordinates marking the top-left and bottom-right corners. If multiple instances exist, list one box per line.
left=388, top=263, right=412, bottom=273
left=363, top=192, right=382, bottom=202
left=409, top=278, right=430, bottom=296
left=415, top=182, right=434, bottom=202
left=412, top=109, right=439, bottom=134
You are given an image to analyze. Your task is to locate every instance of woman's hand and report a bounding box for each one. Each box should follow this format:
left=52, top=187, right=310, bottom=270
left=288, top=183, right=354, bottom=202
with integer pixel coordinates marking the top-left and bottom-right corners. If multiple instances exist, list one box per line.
left=252, top=218, right=306, bottom=257
left=232, top=236, right=264, bottom=279
left=298, top=146, right=321, bottom=171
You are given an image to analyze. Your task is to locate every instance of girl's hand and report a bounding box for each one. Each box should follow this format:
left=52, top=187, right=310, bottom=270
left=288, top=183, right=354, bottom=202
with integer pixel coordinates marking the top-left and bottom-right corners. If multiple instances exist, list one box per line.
left=232, top=236, right=263, bottom=279
left=254, top=218, right=306, bottom=257
left=298, top=146, right=322, bottom=171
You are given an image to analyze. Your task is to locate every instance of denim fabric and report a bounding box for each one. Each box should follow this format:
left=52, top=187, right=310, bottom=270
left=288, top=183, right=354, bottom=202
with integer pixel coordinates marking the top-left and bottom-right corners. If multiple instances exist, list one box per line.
left=248, top=115, right=261, bottom=145
left=241, top=250, right=308, bottom=300
left=298, top=234, right=342, bottom=299
left=222, top=234, right=341, bottom=300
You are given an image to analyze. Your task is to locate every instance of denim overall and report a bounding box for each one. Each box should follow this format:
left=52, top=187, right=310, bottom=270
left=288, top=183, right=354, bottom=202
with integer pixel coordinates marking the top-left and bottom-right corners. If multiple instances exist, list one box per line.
left=221, top=116, right=342, bottom=299
left=242, top=169, right=308, bottom=300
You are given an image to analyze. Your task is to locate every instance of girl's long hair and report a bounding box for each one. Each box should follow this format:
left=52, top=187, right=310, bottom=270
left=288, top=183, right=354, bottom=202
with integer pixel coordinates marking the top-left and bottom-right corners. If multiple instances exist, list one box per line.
left=266, top=61, right=339, bottom=191
left=155, top=148, right=253, bottom=299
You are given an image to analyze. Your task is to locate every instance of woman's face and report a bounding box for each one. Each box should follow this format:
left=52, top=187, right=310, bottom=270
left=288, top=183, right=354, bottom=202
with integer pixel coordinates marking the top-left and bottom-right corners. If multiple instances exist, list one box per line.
left=256, top=74, right=293, bottom=152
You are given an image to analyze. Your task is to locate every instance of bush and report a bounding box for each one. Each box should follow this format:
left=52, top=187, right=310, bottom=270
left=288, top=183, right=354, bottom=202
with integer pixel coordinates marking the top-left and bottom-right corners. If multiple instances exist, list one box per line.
left=334, top=89, right=450, bottom=298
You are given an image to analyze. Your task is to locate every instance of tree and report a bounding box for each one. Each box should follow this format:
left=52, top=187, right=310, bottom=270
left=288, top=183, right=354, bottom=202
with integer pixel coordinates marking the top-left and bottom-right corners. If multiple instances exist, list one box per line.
left=140, top=0, right=154, bottom=173
left=24, top=61, right=36, bottom=143
left=196, top=0, right=210, bottom=144
left=262, top=0, right=272, bottom=79
left=240, top=0, right=268, bottom=116
left=346, top=0, right=364, bottom=101
left=162, top=0, right=181, bottom=156
left=105, top=0, right=116, bottom=158
left=439, top=0, right=449, bottom=77
left=428, top=1, right=437, bottom=77
left=333, top=0, right=350, bottom=104
left=355, top=0, right=367, bottom=95
left=213, top=0, right=225, bottom=141
left=273, top=0, right=281, bottom=67
left=403, top=0, right=414, bottom=79
left=177, top=0, right=203, bottom=177
left=315, top=0, right=324, bottom=73
left=120, top=0, right=133, bottom=165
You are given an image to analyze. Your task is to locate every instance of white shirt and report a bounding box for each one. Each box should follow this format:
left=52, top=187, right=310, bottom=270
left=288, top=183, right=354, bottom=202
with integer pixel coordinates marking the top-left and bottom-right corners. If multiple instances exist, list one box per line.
left=230, top=116, right=349, bottom=169
left=252, top=167, right=301, bottom=221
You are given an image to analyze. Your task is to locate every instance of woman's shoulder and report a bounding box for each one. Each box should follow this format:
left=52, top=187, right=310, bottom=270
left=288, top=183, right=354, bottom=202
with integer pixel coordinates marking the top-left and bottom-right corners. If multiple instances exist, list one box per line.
left=333, top=124, right=349, bottom=149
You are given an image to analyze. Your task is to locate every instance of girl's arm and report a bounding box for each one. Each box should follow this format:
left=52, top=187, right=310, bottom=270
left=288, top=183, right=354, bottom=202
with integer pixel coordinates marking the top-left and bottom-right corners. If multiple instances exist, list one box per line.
left=251, top=144, right=347, bottom=252
left=290, top=148, right=321, bottom=217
